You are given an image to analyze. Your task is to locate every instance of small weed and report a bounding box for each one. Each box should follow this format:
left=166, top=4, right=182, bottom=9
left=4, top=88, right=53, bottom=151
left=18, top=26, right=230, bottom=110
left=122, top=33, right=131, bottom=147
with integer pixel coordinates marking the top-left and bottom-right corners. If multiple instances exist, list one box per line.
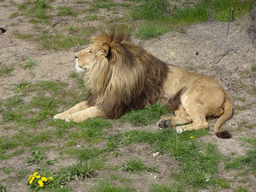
left=122, top=158, right=156, bottom=173
left=27, top=148, right=46, bottom=165
left=0, top=65, right=14, bottom=76
left=69, top=72, right=78, bottom=78
left=210, top=177, right=230, bottom=189
left=0, top=185, right=7, bottom=192
left=57, top=6, right=78, bottom=17
left=122, top=159, right=146, bottom=172
left=91, top=180, right=134, bottom=192
left=69, top=161, right=95, bottom=179
left=10, top=12, right=19, bottom=17
left=236, top=185, right=248, bottom=192
left=150, top=182, right=186, bottom=192
left=88, top=14, right=98, bottom=21
left=24, top=58, right=36, bottom=69
left=2, top=167, right=13, bottom=174
left=12, top=79, right=28, bottom=93
left=27, top=171, right=54, bottom=190
left=135, top=23, right=169, bottom=39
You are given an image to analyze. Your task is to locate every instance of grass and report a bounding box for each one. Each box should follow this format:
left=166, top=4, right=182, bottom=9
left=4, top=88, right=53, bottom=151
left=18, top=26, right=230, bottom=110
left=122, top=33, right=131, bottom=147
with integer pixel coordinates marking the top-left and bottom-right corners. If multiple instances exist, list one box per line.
left=135, top=22, right=169, bottom=39
left=91, top=180, right=134, bottom=192
left=122, top=158, right=157, bottom=172
left=119, top=102, right=169, bottom=126
left=24, top=58, right=36, bottom=69
left=0, top=65, right=14, bottom=77
left=131, top=0, right=254, bottom=38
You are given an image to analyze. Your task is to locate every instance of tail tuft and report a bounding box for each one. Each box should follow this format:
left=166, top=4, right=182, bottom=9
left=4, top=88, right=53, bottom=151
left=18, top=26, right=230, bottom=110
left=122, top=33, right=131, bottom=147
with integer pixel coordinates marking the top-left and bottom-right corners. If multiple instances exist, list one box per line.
left=216, top=131, right=232, bottom=139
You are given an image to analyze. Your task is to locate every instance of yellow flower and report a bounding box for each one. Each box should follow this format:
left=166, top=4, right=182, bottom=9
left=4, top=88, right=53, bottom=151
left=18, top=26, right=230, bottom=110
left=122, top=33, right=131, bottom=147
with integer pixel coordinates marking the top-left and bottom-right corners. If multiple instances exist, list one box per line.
left=33, top=172, right=38, bottom=176
left=29, top=179, right=34, bottom=184
left=28, top=175, right=32, bottom=181
left=190, top=136, right=194, bottom=139
left=48, top=177, right=54, bottom=180
left=41, top=177, right=47, bottom=182
left=38, top=180, right=44, bottom=187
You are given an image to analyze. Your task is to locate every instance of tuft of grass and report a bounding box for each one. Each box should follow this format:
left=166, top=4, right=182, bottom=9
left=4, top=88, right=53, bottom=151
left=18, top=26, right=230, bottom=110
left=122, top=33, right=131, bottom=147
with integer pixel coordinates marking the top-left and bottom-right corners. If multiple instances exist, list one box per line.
left=12, top=79, right=29, bottom=93
left=225, top=148, right=256, bottom=176
left=0, top=65, right=14, bottom=76
left=150, top=182, right=186, bottom=192
left=119, top=102, right=169, bottom=126
left=57, top=6, right=78, bottom=17
left=135, top=23, right=169, bottom=39
left=91, top=180, right=134, bottom=192
left=26, top=148, right=46, bottom=165
left=88, top=14, right=98, bottom=21
left=24, top=58, right=36, bottom=69
left=38, top=33, right=90, bottom=50
left=251, top=65, right=256, bottom=71
left=122, top=158, right=157, bottom=173
left=130, top=0, right=170, bottom=21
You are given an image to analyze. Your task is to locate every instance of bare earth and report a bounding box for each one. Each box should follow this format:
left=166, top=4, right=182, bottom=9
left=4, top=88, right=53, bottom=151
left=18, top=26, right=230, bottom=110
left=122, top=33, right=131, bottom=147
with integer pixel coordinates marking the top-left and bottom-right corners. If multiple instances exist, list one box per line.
left=0, top=0, right=256, bottom=191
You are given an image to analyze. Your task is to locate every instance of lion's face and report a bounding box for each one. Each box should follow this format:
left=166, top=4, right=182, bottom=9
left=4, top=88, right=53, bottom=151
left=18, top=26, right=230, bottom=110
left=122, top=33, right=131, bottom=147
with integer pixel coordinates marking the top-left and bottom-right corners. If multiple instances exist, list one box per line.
left=75, top=43, right=109, bottom=74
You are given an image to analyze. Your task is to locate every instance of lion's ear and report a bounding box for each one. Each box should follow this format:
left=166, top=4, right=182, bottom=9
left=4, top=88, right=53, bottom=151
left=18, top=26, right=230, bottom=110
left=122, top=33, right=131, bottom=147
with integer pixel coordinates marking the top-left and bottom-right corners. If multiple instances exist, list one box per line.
left=101, top=44, right=109, bottom=57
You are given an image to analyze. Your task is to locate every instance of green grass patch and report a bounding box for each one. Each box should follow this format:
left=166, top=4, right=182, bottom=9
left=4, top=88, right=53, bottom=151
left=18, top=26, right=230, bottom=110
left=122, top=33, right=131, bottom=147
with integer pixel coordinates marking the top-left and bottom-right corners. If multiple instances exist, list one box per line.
left=119, top=102, right=169, bottom=126
left=135, top=22, right=169, bottom=39
left=130, top=0, right=170, bottom=21
left=122, top=158, right=157, bottom=172
left=225, top=148, right=256, bottom=176
left=0, top=65, right=14, bottom=76
left=150, top=182, right=186, bottom=192
left=91, top=180, right=134, bottom=192
left=57, top=6, right=78, bottom=17
left=107, top=128, right=220, bottom=189
left=11, top=79, right=29, bottom=93
left=24, top=58, right=36, bottom=69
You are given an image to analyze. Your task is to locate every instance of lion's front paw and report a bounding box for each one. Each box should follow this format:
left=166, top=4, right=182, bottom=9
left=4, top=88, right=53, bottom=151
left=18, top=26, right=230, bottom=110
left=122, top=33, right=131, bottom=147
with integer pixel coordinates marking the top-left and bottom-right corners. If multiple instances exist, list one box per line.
left=53, top=113, right=66, bottom=120
left=176, top=126, right=184, bottom=134
left=157, top=119, right=172, bottom=129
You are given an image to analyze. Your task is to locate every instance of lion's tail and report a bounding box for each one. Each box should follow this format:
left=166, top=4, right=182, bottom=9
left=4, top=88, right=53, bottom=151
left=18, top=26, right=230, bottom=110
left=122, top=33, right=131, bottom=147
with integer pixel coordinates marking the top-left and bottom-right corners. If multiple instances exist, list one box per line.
left=214, top=96, right=233, bottom=139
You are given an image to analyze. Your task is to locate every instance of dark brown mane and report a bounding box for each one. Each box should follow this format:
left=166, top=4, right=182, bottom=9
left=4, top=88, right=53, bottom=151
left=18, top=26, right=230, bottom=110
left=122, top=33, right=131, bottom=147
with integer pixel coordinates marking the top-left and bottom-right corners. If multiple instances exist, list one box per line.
left=86, top=27, right=169, bottom=118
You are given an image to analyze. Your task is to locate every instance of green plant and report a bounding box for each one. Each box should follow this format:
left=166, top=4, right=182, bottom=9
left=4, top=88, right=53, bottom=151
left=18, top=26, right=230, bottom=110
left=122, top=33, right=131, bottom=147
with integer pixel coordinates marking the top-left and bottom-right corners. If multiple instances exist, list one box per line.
left=57, top=6, right=78, bottom=17
left=119, top=102, right=169, bottom=126
left=27, top=148, right=46, bottom=165
left=131, top=0, right=170, bottom=21
left=11, top=79, right=28, bottom=93
left=135, top=23, right=169, bottom=39
left=91, top=180, right=134, bottom=192
left=0, top=65, right=14, bottom=76
left=24, top=58, right=36, bottom=69
left=27, top=172, right=54, bottom=190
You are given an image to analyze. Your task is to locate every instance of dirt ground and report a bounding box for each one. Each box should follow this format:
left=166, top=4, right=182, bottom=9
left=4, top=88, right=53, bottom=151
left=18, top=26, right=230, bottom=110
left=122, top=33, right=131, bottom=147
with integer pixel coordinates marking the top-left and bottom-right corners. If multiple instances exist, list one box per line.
left=1, top=0, right=256, bottom=191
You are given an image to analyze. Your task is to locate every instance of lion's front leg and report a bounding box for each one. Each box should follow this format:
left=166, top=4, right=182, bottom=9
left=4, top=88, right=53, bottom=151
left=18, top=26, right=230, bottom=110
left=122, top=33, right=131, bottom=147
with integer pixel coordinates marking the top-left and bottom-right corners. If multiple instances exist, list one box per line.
left=65, top=106, right=105, bottom=123
left=54, top=101, right=89, bottom=120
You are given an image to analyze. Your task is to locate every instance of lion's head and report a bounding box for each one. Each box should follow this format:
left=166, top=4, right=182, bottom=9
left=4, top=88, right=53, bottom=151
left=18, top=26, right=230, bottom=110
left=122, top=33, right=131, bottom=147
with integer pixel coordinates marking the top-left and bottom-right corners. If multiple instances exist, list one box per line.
left=75, top=26, right=169, bottom=118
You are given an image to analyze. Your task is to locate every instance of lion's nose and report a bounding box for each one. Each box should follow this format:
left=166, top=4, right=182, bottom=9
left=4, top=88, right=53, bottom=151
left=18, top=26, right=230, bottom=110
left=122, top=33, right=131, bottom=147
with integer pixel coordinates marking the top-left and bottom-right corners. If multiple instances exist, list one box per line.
left=75, top=55, right=79, bottom=59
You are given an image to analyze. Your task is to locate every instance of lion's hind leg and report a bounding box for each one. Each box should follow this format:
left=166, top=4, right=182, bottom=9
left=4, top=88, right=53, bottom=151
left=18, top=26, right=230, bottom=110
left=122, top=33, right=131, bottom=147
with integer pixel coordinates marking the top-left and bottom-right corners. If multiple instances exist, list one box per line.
left=175, top=105, right=209, bottom=133
left=157, top=106, right=192, bottom=129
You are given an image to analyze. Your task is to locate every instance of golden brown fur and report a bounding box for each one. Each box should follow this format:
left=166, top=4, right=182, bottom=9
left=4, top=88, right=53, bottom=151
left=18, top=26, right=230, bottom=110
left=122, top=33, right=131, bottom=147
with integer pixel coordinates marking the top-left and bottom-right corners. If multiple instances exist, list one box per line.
left=54, top=27, right=233, bottom=138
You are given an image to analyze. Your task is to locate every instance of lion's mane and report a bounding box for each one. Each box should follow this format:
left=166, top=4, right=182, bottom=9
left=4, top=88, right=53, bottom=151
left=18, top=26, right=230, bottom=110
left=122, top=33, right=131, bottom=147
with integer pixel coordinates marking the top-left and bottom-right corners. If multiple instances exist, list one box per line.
left=85, top=27, right=169, bottom=118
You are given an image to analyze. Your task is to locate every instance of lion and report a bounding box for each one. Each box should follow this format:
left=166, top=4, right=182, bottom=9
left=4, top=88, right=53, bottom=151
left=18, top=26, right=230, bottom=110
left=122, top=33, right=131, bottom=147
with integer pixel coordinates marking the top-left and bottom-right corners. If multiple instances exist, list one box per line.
left=54, top=27, right=233, bottom=139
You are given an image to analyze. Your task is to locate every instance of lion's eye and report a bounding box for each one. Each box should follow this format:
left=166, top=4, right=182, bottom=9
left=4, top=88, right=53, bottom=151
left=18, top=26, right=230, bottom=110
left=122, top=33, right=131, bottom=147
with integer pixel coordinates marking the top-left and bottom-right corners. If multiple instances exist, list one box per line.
left=88, top=50, right=92, bottom=54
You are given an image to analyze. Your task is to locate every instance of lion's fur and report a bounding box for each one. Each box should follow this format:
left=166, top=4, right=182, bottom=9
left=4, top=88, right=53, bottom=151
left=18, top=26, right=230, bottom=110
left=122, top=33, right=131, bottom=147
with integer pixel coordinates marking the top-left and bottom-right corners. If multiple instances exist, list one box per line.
left=80, top=28, right=168, bottom=118
left=54, top=26, right=233, bottom=139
